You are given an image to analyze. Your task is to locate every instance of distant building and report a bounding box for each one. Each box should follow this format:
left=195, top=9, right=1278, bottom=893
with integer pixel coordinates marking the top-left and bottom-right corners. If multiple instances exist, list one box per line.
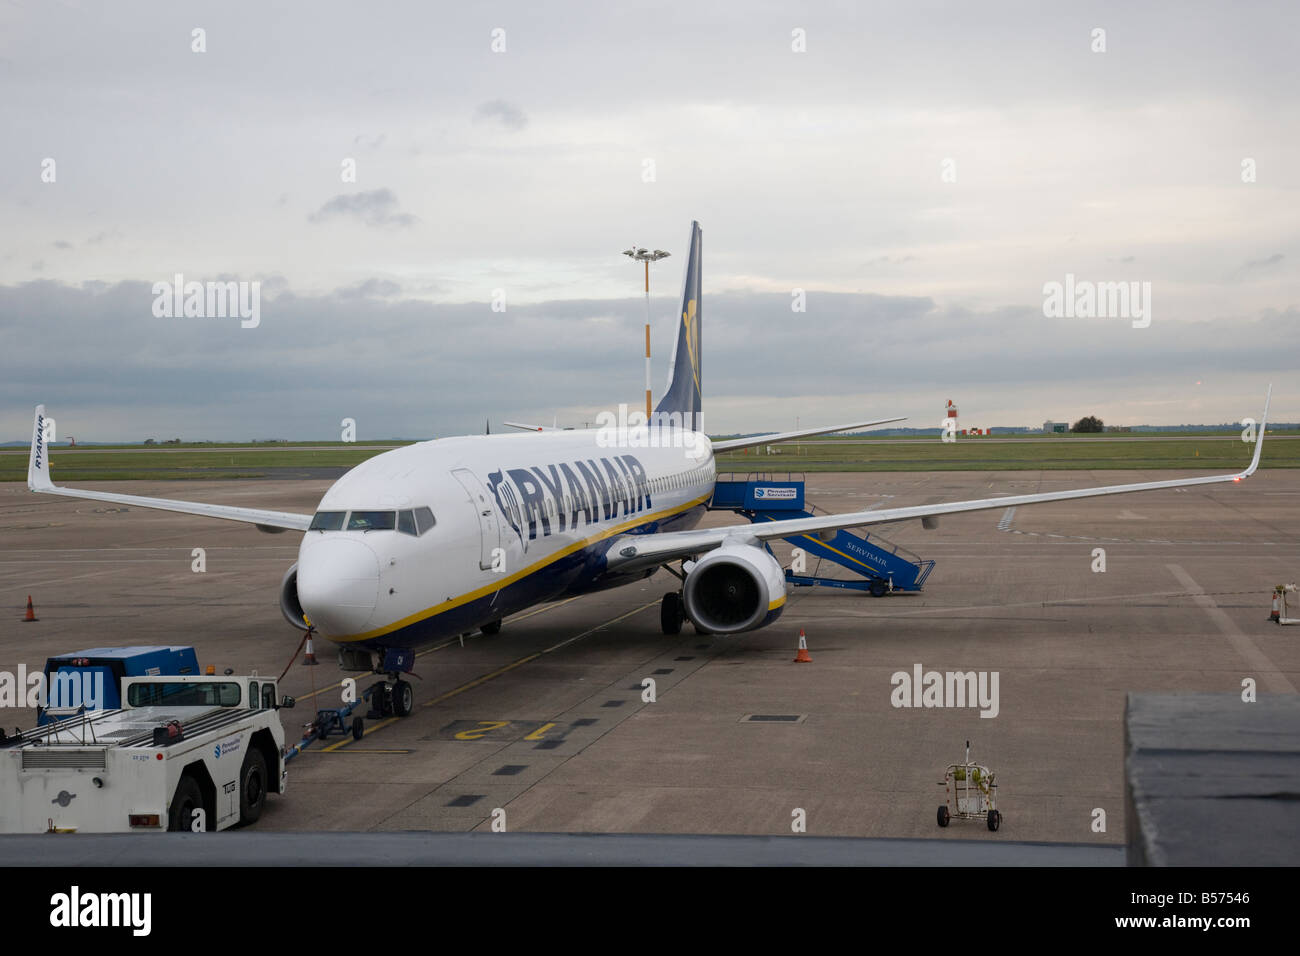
left=1105, top=425, right=1132, bottom=433
left=1043, top=421, right=1068, bottom=433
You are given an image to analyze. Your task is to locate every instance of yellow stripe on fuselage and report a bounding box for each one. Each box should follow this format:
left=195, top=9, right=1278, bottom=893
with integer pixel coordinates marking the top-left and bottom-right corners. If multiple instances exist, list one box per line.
left=333, top=491, right=713, bottom=643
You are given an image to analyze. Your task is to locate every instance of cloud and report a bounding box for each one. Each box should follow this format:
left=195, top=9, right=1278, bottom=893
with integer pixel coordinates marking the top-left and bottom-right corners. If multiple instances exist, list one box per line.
left=0, top=277, right=1292, bottom=441
left=53, top=240, right=72, bottom=250
left=473, top=99, right=528, bottom=131
left=1244, top=253, right=1284, bottom=269
left=307, top=189, right=418, bottom=228
left=337, top=278, right=402, bottom=298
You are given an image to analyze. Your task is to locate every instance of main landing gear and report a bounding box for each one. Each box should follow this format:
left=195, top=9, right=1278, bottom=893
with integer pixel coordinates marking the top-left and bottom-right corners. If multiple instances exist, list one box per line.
left=660, top=592, right=686, bottom=635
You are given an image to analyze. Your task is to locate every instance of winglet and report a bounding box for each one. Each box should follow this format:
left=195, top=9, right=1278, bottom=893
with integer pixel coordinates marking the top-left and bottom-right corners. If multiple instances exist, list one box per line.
left=28, top=405, right=53, bottom=492
left=1242, top=385, right=1271, bottom=478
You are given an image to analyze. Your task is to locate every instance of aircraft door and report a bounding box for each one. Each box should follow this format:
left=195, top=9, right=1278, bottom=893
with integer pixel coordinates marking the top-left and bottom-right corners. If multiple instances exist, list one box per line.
left=451, top=468, right=503, bottom=571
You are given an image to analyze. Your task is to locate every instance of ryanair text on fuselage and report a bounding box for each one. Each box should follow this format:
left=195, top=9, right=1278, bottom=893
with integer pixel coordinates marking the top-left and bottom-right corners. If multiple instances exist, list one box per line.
left=486, top=453, right=656, bottom=551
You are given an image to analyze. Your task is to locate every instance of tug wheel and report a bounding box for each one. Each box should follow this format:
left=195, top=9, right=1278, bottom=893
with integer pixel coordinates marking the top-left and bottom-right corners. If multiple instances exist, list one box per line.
left=238, top=749, right=267, bottom=825
left=168, top=775, right=204, bottom=832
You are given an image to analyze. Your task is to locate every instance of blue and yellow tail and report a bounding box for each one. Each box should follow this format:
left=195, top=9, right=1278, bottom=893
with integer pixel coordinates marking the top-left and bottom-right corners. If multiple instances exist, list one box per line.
left=655, top=221, right=703, bottom=431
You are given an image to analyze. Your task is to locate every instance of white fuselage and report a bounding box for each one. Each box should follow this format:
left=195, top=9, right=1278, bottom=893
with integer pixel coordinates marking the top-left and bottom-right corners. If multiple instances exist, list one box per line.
left=294, top=428, right=717, bottom=650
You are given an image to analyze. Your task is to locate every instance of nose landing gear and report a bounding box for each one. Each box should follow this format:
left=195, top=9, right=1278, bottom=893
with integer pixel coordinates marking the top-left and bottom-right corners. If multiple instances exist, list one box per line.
left=363, top=677, right=414, bottom=719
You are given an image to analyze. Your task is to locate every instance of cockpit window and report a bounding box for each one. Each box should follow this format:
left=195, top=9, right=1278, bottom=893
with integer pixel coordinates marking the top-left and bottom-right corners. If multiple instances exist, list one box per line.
left=309, top=511, right=346, bottom=531
left=414, top=506, right=436, bottom=535
left=346, top=510, right=396, bottom=531
left=397, top=510, right=417, bottom=536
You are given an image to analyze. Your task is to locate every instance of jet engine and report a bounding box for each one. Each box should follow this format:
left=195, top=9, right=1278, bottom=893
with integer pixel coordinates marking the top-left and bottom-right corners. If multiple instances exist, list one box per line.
left=279, top=563, right=311, bottom=631
left=681, top=543, right=787, bottom=634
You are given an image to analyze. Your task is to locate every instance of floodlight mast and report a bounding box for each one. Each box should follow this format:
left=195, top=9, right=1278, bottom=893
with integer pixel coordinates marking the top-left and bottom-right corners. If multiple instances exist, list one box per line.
left=623, top=246, right=671, bottom=421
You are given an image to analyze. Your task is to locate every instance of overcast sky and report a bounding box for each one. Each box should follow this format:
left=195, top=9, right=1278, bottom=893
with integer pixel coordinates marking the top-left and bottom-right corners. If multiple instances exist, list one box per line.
left=1, top=0, right=1296, bottom=440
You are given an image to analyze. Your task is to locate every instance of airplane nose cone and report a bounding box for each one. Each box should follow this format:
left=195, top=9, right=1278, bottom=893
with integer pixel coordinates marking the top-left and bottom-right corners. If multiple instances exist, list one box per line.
left=297, top=537, right=380, bottom=636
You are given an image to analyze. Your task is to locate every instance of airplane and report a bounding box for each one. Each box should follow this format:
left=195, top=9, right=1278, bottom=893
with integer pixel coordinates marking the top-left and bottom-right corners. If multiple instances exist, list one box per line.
left=26, top=221, right=1271, bottom=718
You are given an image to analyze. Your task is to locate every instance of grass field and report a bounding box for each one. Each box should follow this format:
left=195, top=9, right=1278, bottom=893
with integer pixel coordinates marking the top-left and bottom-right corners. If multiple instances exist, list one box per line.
left=1, top=433, right=1295, bottom=482
left=717, top=434, right=1298, bottom=472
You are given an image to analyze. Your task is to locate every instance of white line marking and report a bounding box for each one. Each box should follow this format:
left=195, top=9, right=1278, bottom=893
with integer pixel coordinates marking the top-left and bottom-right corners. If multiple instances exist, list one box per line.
left=1167, top=564, right=1295, bottom=694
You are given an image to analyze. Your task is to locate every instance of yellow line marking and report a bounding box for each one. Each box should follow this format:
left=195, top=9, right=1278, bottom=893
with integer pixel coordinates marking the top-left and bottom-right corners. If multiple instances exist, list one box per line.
left=290, top=596, right=584, bottom=703
left=522, top=722, right=555, bottom=740
left=320, top=749, right=412, bottom=754
left=326, top=599, right=659, bottom=748
left=322, top=716, right=398, bottom=751
left=454, top=720, right=510, bottom=740
left=421, top=654, right=542, bottom=708
left=430, top=600, right=659, bottom=699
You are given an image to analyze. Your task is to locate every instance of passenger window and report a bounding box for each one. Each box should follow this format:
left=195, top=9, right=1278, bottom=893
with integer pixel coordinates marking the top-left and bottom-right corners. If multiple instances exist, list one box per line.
left=414, top=506, right=436, bottom=535
left=397, top=510, right=417, bottom=536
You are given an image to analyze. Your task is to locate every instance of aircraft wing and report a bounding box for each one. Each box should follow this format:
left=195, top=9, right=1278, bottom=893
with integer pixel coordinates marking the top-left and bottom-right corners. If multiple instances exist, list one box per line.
left=711, top=416, right=906, bottom=452
left=607, top=389, right=1270, bottom=573
left=26, top=406, right=313, bottom=532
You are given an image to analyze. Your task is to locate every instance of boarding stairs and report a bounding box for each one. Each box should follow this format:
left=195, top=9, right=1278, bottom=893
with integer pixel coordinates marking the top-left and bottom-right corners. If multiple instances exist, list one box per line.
left=708, top=473, right=935, bottom=595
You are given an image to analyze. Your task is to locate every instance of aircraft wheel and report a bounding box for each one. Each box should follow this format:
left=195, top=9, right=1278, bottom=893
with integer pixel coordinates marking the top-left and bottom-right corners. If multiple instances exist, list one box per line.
left=481, top=619, right=502, bottom=635
left=391, top=679, right=413, bottom=718
left=660, top=593, right=684, bottom=635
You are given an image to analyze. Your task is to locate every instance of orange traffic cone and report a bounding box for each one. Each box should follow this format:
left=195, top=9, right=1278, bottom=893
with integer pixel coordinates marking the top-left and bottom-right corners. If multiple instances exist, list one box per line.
left=793, top=629, right=812, bottom=663
left=22, top=595, right=37, bottom=622
left=303, top=630, right=319, bottom=665
left=1270, top=590, right=1282, bottom=623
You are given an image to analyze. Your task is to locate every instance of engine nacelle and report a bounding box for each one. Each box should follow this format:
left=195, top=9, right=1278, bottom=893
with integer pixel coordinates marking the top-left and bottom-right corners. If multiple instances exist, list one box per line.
left=279, top=563, right=311, bottom=631
left=681, top=543, right=787, bottom=635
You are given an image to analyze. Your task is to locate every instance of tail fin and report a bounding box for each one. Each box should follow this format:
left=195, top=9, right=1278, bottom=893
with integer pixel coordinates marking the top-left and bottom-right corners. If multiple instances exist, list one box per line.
left=655, top=220, right=702, bottom=431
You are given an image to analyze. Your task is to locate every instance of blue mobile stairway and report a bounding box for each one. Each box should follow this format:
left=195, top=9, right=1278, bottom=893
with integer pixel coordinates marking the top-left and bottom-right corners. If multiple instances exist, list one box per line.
left=708, top=473, right=935, bottom=596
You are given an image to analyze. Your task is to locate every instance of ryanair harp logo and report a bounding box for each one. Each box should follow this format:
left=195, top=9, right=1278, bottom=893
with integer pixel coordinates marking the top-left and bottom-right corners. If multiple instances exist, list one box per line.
left=487, top=469, right=527, bottom=553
